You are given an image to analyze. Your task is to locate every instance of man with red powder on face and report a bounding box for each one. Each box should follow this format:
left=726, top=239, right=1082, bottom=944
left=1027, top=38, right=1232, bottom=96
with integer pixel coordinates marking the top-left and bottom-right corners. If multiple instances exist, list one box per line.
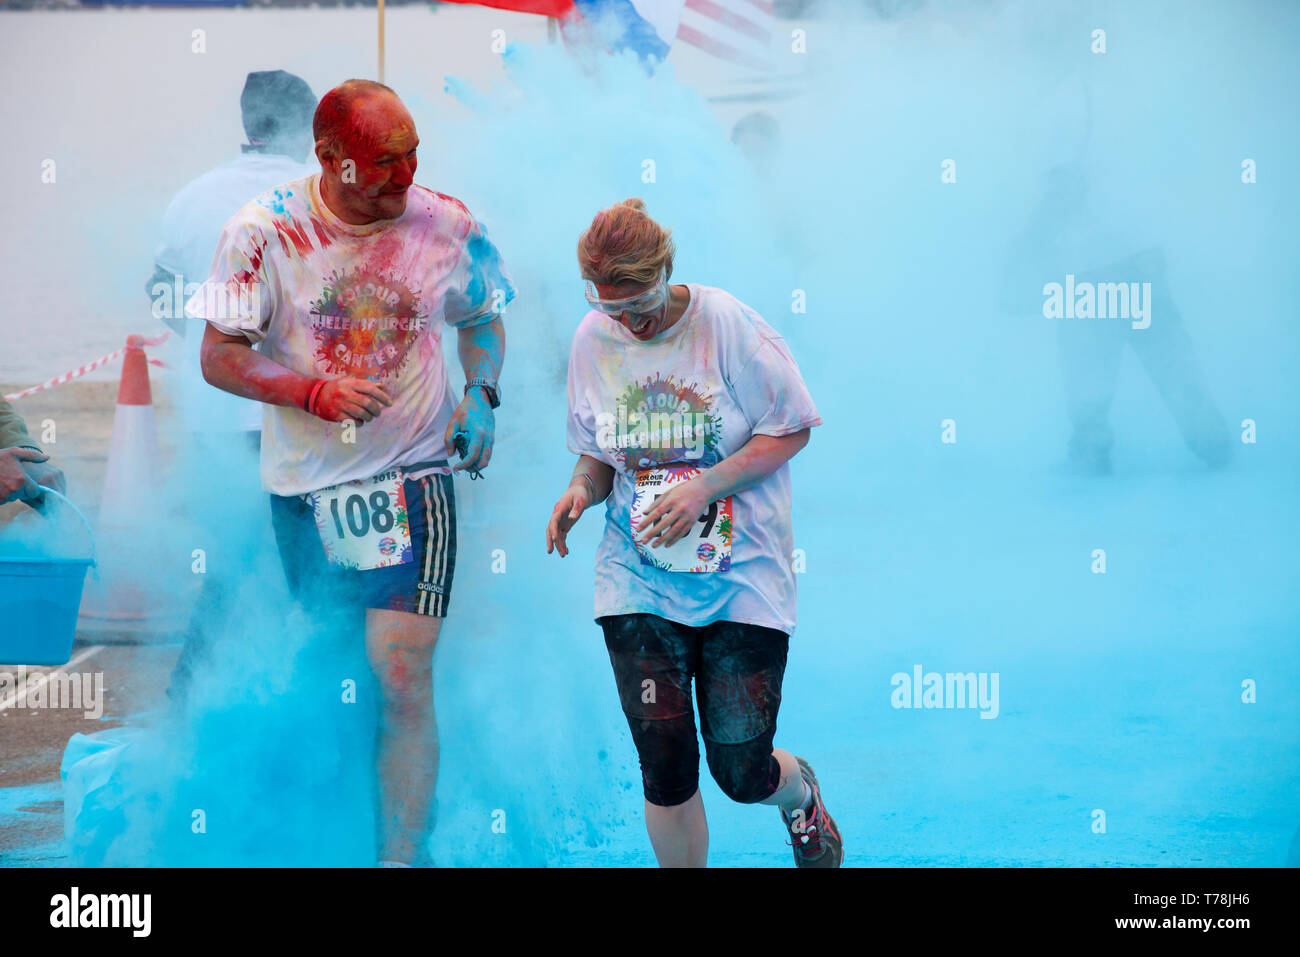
left=193, top=79, right=513, bottom=867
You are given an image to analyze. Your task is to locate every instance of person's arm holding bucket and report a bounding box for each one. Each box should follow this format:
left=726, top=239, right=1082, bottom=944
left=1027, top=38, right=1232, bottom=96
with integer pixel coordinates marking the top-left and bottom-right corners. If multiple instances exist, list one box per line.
left=0, top=396, right=65, bottom=507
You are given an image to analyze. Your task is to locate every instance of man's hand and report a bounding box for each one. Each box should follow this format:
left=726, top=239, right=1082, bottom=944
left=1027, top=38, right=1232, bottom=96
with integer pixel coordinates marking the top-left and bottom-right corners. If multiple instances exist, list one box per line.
left=314, top=378, right=393, bottom=423
left=444, top=388, right=494, bottom=474
left=546, top=484, right=591, bottom=558
left=636, top=476, right=715, bottom=549
left=0, top=447, right=49, bottom=507
left=24, top=458, right=66, bottom=500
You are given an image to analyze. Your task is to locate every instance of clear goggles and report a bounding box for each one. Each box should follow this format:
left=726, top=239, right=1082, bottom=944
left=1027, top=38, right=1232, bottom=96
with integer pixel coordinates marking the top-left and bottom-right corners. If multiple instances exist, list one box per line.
left=584, top=271, right=668, bottom=317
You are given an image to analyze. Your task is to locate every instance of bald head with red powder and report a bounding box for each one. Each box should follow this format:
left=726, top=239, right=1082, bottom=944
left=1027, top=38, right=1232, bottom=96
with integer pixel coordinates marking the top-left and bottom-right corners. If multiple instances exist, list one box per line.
left=314, top=79, right=419, bottom=226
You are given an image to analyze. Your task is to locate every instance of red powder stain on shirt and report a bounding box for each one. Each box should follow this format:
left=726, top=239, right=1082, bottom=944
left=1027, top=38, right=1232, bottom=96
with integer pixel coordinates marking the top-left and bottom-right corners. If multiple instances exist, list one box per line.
left=274, top=217, right=316, bottom=259
left=429, top=191, right=473, bottom=235
left=309, top=214, right=341, bottom=251
left=231, top=234, right=269, bottom=286
left=361, top=231, right=405, bottom=275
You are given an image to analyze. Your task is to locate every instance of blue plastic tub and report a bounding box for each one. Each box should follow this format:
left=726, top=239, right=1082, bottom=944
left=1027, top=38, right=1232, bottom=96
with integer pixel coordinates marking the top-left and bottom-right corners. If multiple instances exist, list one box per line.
left=0, top=488, right=96, bottom=666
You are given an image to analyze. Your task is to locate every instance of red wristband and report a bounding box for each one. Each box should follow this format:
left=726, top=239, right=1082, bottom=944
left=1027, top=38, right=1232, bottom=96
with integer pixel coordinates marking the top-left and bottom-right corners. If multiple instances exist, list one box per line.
left=305, top=378, right=327, bottom=417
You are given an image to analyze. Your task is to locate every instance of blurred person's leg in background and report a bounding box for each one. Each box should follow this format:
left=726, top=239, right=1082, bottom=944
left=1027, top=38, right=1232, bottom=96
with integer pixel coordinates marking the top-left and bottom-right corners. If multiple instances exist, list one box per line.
left=166, top=428, right=275, bottom=705
left=1061, top=247, right=1230, bottom=474
left=1120, top=249, right=1231, bottom=468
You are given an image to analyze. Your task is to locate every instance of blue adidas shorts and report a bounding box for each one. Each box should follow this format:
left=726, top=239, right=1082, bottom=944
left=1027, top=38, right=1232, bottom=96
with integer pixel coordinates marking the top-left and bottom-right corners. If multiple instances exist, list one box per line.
left=269, top=471, right=457, bottom=618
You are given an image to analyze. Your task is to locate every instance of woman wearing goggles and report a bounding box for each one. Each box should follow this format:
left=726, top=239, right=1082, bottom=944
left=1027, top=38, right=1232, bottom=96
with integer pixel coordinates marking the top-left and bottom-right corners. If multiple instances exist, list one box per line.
left=545, top=198, right=842, bottom=868
left=583, top=268, right=675, bottom=339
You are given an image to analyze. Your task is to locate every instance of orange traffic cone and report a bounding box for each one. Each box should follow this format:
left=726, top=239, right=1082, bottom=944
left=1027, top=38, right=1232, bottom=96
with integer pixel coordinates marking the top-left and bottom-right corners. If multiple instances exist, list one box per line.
left=79, top=335, right=181, bottom=631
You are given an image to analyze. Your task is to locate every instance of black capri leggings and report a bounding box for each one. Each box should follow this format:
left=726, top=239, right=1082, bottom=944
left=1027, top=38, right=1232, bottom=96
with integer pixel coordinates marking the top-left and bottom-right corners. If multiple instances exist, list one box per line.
left=599, top=613, right=790, bottom=808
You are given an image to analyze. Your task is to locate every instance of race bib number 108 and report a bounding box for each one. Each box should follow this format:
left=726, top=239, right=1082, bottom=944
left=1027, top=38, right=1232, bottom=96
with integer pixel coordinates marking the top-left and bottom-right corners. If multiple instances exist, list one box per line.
left=630, top=464, right=732, bottom=573
left=309, top=470, right=414, bottom=570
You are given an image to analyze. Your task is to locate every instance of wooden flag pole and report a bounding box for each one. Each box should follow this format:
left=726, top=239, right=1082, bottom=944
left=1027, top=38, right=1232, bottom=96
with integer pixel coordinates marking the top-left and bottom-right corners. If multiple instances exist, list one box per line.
left=378, top=0, right=386, bottom=83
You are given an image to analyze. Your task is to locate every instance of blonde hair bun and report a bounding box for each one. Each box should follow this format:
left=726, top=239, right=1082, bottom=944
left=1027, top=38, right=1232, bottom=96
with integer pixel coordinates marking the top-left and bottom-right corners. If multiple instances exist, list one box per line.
left=577, top=199, right=675, bottom=286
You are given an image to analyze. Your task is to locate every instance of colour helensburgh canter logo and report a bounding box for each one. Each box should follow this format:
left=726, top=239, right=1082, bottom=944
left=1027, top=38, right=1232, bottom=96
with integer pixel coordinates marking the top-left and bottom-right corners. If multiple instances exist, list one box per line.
left=310, top=267, right=427, bottom=380
left=596, top=373, right=723, bottom=469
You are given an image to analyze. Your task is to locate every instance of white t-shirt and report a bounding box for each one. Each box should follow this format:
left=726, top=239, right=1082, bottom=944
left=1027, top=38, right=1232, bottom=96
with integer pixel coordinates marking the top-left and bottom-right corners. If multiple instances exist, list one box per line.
left=154, top=151, right=314, bottom=433
left=566, top=284, right=821, bottom=635
left=189, top=174, right=515, bottom=496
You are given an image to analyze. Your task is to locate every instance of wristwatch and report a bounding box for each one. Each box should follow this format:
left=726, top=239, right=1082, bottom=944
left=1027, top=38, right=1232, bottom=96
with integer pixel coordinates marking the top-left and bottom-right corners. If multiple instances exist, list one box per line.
left=465, top=377, right=500, bottom=409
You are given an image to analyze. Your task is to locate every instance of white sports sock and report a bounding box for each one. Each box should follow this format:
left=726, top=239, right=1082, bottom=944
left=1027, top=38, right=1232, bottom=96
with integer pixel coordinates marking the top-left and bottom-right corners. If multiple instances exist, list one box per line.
left=782, top=777, right=813, bottom=817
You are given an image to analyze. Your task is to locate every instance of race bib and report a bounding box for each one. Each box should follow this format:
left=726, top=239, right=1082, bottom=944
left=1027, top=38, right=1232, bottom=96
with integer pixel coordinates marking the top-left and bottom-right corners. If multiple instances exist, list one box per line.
left=309, top=469, right=413, bottom=570
left=630, top=464, right=732, bottom=572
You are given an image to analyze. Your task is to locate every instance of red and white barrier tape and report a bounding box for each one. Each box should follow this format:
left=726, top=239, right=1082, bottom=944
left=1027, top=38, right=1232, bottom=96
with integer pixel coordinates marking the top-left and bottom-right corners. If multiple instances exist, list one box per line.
left=3, top=332, right=172, bottom=402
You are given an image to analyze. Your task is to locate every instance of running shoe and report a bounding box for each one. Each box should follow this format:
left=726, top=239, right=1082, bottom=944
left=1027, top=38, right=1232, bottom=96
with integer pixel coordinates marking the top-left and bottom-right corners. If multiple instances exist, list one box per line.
left=780, top=756, right=843, bottom=868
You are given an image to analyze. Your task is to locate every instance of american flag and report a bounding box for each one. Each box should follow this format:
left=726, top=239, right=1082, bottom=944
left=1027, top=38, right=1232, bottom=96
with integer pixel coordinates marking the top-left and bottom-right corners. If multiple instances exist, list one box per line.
left=440, top=0, right=778, bottom=71
left=675, top=0, right=776, bottom=71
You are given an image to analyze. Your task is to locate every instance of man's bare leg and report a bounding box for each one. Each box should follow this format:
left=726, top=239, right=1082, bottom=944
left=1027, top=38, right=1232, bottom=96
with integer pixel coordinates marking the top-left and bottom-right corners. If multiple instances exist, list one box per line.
left=365, top=608, right=442, bottom=866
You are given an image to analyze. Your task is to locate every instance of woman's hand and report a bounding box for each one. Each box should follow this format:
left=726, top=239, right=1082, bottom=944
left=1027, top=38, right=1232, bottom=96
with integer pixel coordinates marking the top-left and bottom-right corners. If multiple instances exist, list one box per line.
left=636, top=476, right=714, bottom=549
left=546, top=483, right=591, bottom=558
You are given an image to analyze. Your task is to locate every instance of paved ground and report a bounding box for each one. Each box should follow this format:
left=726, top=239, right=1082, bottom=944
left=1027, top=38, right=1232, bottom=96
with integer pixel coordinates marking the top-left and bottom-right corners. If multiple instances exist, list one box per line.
left=0, top=643, right=180, bottom=866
